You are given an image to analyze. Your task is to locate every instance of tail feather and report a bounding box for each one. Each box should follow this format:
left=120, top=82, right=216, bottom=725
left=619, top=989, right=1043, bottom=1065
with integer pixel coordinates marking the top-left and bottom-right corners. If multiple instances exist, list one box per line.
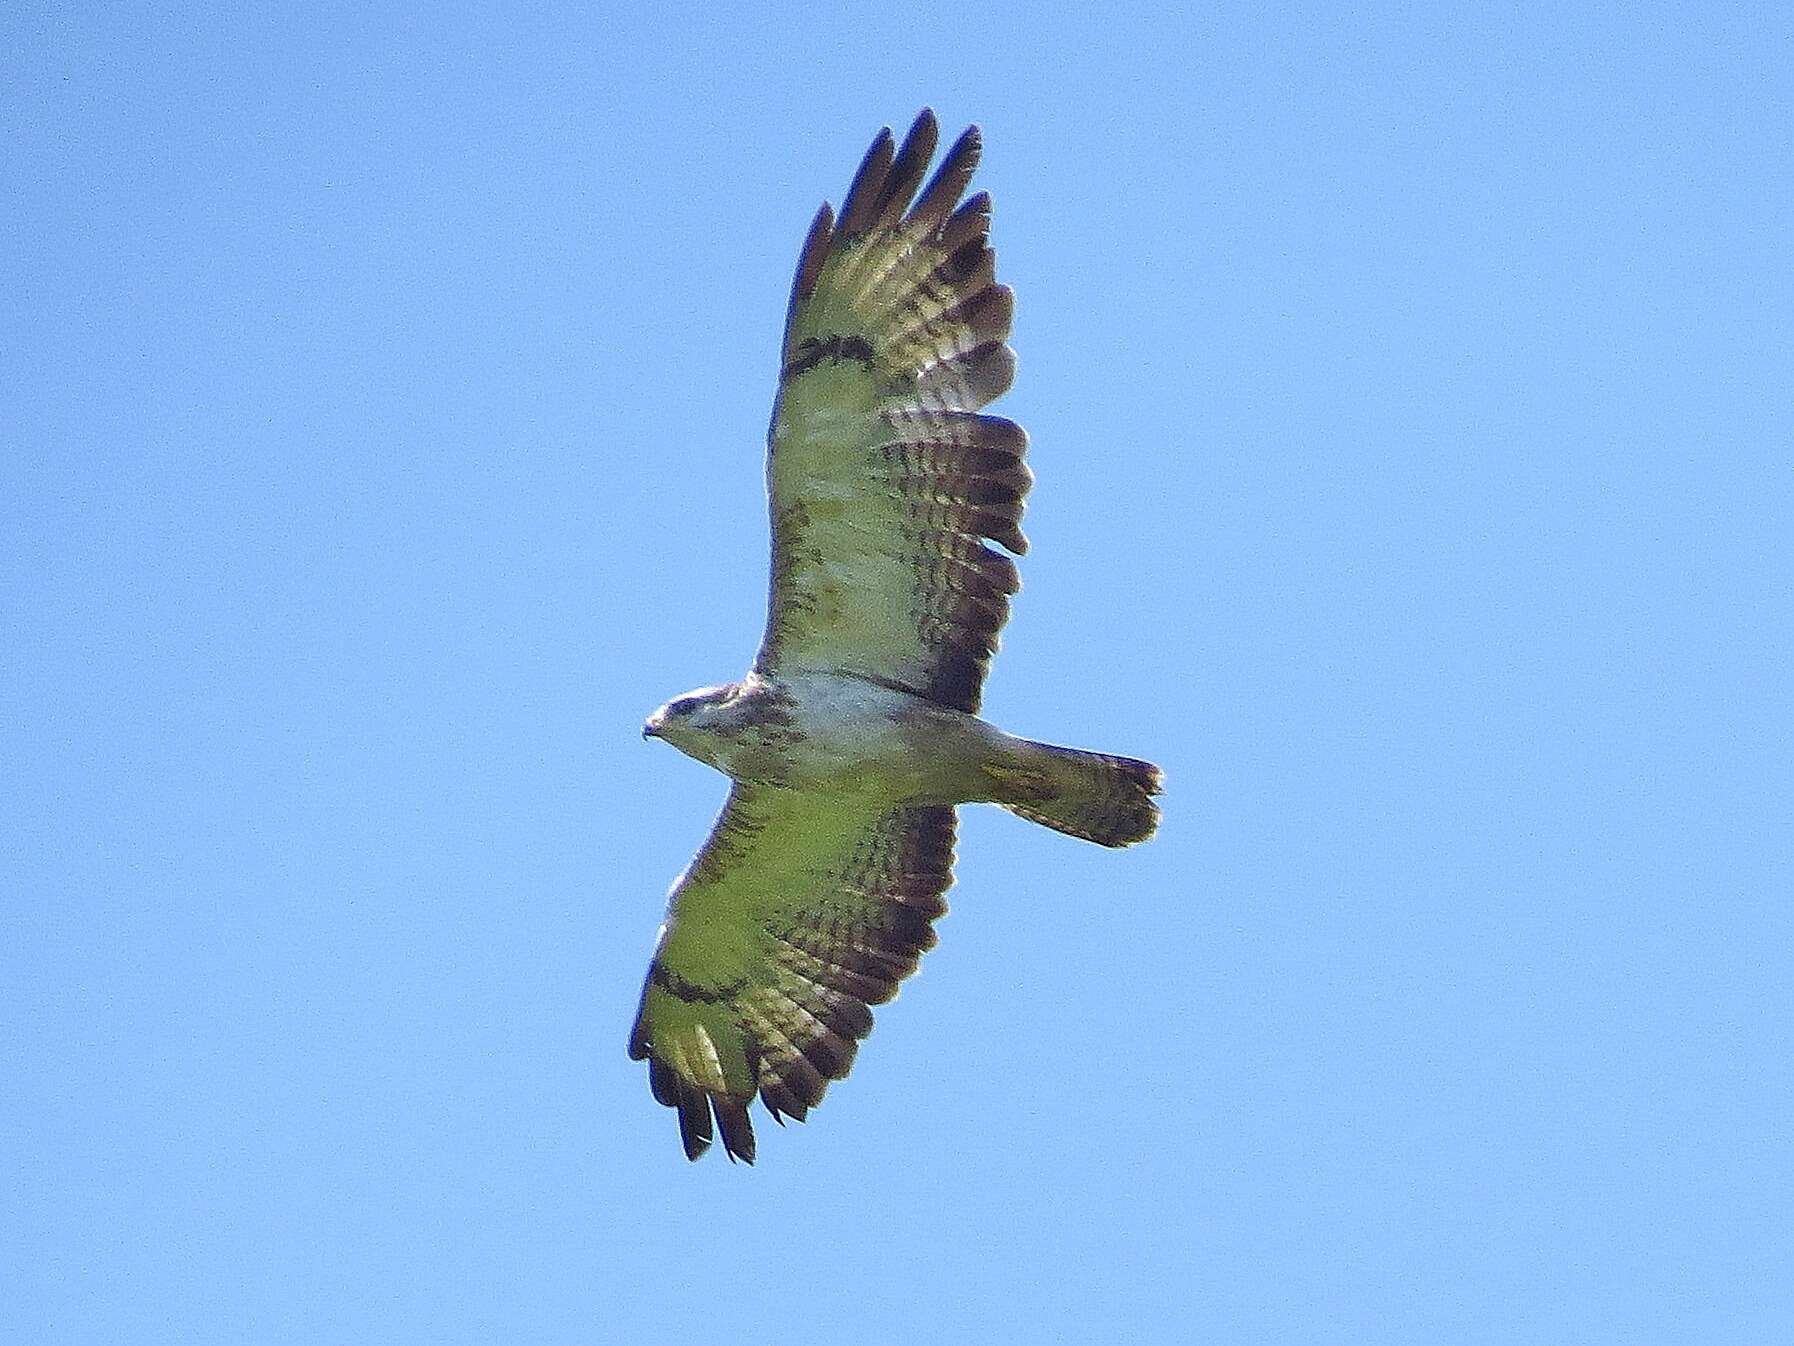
left=992, top=744, right=1163, bottom=847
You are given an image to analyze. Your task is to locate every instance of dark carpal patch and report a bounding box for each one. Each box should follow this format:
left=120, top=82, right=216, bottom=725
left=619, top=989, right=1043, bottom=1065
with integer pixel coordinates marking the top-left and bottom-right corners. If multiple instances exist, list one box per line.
left=651, top=963, right=748, bottom=1004
left=784, top=332, right=878, bottom=379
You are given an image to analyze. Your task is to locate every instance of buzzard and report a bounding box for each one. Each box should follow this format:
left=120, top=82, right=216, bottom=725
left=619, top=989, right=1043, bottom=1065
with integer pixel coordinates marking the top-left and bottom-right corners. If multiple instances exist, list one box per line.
left=630, top=111, right=1161, bottom=1162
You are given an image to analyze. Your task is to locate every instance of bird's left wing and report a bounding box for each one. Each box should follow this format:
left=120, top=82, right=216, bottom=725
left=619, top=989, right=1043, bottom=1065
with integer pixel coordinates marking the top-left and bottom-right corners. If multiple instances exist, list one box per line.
left=755, top=110, right=1031, bottom=716
left=629, top=782, right=956, bottom=1162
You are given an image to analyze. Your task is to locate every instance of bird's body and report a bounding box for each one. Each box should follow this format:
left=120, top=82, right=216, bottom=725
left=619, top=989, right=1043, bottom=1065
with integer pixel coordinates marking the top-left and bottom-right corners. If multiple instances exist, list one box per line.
left=649, top=670, right=1014, bottom=800
left=630, top=112, right=1161, bottom=1162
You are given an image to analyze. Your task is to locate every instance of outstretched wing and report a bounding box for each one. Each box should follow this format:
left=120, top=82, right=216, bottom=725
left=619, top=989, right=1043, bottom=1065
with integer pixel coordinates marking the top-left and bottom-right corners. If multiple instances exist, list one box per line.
left=757, top=110, right=1032, bottom=716
left=628, top=783, right=956, bottom=1163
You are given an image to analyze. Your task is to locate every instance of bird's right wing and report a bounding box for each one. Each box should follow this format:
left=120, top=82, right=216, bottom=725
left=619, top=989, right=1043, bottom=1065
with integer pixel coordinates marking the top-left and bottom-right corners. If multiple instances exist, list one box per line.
left=628, top=782, right=957, bottom=1162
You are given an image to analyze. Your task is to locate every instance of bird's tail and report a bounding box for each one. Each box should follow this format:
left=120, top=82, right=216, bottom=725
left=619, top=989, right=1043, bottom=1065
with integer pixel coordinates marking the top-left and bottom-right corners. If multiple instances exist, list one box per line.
left=986, top=741, right=1163, bottom=847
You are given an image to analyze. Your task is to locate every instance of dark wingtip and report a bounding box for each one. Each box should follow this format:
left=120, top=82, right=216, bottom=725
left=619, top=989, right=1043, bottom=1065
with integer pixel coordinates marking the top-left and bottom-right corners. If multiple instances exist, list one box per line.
left=785, top=201, right=835, bottom=319
left=715, top=1095, right=758, bottom=1165
left=878, top=110, right=942, bottom=228
left=909, top=123, right=984, bottom=230
left=838, top=125, right=897, bottom=235
left=678, top=1116, right=712, bottom=1162
left=674, top=1076, right=714, bottom=1160
left=657, top=1065, right=757, bottom=1164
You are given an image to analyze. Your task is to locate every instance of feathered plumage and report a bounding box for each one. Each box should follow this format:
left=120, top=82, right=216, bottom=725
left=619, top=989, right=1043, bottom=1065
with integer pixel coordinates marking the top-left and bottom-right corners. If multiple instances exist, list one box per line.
left=631, top=113, right=1160, bottom=1163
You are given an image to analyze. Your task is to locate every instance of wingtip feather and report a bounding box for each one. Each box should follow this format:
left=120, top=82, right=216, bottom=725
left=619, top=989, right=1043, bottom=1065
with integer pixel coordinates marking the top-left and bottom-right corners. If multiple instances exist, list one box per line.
left=838, top=126, right=897, bottom=235
left=675, top=1081, right=713, bottom=1161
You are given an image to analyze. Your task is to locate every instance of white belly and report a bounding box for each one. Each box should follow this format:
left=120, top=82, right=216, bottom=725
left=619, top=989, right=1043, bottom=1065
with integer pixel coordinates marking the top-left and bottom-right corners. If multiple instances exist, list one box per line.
left=738, top=671, right=1003, bottom=802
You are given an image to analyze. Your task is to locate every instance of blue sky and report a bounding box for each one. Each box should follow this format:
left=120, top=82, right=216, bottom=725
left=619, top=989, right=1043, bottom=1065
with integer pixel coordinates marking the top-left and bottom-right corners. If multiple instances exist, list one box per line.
left=5, top=4, right=1791, bottom=1342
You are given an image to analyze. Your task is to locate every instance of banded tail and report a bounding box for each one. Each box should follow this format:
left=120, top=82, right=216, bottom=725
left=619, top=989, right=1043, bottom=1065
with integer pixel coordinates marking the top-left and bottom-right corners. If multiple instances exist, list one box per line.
left=989, top=742, right=1164, bottom=847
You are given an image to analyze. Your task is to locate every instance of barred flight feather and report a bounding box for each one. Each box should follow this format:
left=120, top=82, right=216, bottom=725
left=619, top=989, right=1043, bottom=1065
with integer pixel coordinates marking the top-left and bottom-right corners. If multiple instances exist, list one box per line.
left=758, top=110, right=1029, bottom=716
left=628, top=784, right=955, bottom=1162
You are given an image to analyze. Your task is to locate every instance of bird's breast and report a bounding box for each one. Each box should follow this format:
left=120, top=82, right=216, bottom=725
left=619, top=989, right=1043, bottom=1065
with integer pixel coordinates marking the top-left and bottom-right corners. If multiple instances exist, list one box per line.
left=742, top=671, right=996, bottom=801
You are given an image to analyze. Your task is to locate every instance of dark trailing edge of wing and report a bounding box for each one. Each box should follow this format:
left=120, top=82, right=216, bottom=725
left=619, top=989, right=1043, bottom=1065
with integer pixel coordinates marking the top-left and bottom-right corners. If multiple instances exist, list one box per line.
left=629, top=805, right=957, bottom=1165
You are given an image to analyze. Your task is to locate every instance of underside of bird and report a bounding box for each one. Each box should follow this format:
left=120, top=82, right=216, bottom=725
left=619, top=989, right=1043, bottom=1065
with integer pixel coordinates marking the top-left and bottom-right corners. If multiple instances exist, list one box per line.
left=627, top=110, right=1161, bottom=1163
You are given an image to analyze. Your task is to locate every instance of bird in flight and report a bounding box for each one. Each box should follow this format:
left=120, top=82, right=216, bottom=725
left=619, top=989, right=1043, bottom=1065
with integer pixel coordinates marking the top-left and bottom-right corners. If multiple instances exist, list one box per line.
left=631, top=111, right=1161, bottom=1162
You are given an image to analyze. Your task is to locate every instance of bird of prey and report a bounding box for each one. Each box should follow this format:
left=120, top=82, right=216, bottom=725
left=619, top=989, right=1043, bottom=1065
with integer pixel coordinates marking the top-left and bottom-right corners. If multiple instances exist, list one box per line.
left=630, top=111, right=1161, bottom=1163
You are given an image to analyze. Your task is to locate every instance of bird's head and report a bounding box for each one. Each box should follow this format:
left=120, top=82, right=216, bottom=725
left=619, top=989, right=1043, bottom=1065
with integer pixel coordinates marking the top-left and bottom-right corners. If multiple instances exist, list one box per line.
left=642, top=683, right=739, bottom=763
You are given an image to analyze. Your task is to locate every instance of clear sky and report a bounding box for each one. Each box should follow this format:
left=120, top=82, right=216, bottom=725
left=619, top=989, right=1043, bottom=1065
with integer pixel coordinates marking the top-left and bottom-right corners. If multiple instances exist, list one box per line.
left=5, top=4, right=1791, bottom=1343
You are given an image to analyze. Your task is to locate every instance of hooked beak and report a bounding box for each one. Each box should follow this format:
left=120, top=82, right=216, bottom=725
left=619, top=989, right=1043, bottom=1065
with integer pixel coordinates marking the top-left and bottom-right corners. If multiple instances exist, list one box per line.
left=642, top=714, right=663, bottom=740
